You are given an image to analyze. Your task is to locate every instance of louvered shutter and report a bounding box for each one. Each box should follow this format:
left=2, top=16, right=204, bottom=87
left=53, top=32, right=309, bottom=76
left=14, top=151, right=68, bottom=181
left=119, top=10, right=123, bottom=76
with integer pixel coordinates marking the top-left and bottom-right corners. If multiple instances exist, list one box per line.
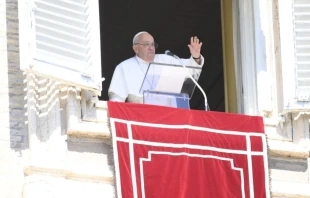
left=18, top=0, right=102, bottom=94
left=293, top=0, right=310, bottom=101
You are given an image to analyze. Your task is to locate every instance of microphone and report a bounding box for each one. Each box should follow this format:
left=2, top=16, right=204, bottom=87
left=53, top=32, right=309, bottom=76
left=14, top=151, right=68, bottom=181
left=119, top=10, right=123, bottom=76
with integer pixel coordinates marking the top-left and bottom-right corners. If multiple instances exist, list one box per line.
left=165, top=50, right=179, bottom=59
left=165, top=50, right=209, bottom=111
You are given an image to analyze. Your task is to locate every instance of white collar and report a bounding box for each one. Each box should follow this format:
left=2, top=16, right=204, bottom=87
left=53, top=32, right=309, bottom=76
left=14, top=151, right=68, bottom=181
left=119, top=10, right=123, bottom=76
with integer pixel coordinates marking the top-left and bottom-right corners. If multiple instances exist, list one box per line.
left=135, top=55, right=151, bottom=65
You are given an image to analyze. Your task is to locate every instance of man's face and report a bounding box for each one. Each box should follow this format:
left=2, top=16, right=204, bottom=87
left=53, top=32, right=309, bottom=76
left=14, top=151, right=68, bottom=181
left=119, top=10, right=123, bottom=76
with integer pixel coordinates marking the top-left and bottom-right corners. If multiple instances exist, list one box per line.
left=133, top=33, right=156, bottom=63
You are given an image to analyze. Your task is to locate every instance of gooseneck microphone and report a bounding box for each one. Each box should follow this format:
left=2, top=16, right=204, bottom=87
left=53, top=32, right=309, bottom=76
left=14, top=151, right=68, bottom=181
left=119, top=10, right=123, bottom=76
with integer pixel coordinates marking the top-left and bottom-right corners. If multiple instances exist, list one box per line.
left=165, top=50, right=179, bottom=59
left=165, top=50, right=209, bottom=111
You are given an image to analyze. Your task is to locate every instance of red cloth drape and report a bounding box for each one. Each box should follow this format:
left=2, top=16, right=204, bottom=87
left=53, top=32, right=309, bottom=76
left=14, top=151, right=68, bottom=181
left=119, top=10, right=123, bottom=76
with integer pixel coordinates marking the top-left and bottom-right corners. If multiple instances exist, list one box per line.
left=108, top=102, right=269, bottom=198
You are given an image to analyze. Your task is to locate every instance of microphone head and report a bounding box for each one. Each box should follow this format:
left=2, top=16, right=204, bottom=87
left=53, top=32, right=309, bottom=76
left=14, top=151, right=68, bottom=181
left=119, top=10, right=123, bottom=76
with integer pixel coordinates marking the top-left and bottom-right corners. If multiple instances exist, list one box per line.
left=165, top=50, right=175, bottom=57
left=165, top=50, right=171, bottom=55
left=165, top=50, right=179, bottom=59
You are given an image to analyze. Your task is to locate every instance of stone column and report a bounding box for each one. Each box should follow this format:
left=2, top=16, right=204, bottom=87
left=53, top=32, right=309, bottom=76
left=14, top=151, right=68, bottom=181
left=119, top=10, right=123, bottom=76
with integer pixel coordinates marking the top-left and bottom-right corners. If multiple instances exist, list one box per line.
left=0, top=0, right=11, bottom=196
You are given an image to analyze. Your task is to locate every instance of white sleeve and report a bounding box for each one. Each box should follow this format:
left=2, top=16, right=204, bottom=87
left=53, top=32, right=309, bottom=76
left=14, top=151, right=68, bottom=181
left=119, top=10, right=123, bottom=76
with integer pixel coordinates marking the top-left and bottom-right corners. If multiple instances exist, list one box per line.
left=178, top=55, right=204, bottom=67
left=108, top=64, right=128, bottom=102
left=109, top=92, right=126, bottom=102
left=157, top=54, right=204, bottom=67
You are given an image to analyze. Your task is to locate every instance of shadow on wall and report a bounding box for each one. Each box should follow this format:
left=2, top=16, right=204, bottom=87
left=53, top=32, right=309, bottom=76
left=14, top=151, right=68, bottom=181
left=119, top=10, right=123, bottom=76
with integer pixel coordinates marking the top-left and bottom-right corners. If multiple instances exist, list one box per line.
left=7, top=0, right=29, bottom=152
left=7, top=0, right=71, bottom=152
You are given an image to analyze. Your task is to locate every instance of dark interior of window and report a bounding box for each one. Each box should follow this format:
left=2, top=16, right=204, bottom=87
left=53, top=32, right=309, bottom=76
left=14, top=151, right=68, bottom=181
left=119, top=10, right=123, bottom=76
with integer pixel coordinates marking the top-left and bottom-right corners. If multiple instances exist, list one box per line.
left=98, top=0, right=225, bottom=111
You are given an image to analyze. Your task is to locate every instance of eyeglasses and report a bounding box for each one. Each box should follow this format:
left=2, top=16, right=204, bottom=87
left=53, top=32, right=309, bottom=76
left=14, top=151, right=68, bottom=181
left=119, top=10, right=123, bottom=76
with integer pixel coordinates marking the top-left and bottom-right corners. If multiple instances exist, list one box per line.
left=135, top=42, right=158, bottom=49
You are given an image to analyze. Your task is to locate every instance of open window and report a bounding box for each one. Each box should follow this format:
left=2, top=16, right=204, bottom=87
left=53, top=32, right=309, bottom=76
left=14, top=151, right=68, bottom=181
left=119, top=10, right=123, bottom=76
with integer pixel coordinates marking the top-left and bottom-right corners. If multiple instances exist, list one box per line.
left=98, top=0, right=226, bottom=112
left=18, top=0, right=102, bottom=95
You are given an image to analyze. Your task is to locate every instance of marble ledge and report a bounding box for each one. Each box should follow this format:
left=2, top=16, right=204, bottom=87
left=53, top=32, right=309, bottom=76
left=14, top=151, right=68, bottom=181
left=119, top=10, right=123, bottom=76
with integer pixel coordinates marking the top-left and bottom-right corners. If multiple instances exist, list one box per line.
left=24, top=162, right=114, bottom=184
left=268, top=139, right=309, bottom=159
left=67, top=120, right=111, bottom=140
left=272, top=180, right=310, bottom=198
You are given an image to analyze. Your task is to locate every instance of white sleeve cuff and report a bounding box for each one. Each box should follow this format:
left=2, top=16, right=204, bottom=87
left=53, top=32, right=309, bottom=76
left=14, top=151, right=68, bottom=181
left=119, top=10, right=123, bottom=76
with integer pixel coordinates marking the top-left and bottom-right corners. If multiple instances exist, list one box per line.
left=108, top=92, right=126, bottom=102
left=191, top=55, right=204, bottom=67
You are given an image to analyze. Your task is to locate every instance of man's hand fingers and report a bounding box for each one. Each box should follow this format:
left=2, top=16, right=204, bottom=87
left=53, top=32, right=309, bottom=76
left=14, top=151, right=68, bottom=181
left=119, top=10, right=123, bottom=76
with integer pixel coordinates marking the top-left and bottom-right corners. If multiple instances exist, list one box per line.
left=195, top=37, right=198, bottom=44
left=189, top=37, right=203, bottom=52
left=191, top=36, right=201, bottom=45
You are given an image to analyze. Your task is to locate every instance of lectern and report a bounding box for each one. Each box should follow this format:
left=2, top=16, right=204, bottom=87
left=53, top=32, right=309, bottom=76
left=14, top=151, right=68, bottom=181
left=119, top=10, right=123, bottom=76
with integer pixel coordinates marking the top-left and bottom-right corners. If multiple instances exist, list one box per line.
left=139, top=62, right=202, bottom=109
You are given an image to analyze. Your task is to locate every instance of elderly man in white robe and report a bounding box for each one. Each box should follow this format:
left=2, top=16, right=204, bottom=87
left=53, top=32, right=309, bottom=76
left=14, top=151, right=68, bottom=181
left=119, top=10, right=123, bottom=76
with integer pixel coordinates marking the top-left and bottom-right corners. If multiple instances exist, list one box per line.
left=108, top=31, right=204, bottom=104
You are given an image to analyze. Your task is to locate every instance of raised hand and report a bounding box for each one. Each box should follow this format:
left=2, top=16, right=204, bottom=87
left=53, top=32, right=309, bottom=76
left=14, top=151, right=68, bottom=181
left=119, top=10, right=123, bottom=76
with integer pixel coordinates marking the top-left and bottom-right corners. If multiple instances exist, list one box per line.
left=187, top=36, right=202, bottom=58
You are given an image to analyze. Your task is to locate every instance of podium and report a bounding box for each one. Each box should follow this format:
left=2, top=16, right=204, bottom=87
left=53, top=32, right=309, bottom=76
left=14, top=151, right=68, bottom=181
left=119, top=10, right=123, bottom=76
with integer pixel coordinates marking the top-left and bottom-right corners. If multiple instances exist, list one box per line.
left=139, top=62, right=202, bottom=109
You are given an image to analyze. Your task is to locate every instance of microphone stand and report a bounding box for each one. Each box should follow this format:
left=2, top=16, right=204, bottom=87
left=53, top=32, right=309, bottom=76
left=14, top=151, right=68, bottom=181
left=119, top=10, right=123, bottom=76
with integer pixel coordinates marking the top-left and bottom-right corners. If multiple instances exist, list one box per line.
left=167, top=52, right=209, bottom=111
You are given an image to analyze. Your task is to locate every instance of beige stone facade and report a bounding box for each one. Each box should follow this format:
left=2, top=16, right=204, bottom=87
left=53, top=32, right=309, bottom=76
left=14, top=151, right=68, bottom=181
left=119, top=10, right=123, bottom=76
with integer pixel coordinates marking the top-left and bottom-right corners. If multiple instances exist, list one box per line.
left=0, top=0, right=310, bottom=197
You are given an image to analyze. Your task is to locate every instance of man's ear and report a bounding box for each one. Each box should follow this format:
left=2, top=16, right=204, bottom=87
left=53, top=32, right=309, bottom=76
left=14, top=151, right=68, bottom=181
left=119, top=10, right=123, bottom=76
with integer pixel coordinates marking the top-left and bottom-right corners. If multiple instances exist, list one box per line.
left=132, top=45, right=138, bottom=54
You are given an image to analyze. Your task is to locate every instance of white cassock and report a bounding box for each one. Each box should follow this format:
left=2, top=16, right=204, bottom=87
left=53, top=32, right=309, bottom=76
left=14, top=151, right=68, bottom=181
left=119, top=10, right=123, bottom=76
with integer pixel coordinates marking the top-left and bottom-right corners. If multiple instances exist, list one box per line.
left=108, top=54, right=204, bottom=103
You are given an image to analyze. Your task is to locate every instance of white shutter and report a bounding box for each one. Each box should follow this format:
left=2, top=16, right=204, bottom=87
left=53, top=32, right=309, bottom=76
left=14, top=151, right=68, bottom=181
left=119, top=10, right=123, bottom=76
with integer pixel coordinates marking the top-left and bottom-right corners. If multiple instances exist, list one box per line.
left=293, top=0, right=310, bottom=101
left=18, top=0, right=102, bottom=94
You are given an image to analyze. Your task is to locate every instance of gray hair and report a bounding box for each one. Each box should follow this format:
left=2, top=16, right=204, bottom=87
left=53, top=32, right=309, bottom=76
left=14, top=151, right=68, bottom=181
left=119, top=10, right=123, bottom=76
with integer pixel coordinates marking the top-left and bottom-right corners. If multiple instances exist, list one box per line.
left=133, top=31, right=149, bottom=45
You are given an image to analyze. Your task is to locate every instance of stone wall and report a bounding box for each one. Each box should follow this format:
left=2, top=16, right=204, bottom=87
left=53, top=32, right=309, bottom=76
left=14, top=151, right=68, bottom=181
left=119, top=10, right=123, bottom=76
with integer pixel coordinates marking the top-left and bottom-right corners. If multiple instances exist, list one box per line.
left=0, top=0, right=28, bottom=197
